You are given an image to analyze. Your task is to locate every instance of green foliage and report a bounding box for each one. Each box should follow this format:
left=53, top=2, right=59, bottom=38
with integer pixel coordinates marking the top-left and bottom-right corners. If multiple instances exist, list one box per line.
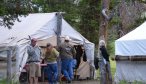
left=110, top=16, right=120, bottom=25
left=78, top=0, right=101, bottom=45
left=107, top=27, right=117, bottom=57
left=0, top=0, right=31, bottom=28
left=139, top=0, right=146, bottom=3
left=107, top=40, right=115, bottom=57
left=127, top=17, right=146, bottom=31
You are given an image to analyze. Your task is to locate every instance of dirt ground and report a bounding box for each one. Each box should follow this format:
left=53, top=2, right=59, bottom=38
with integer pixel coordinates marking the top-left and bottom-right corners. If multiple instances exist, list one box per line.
left=20, top=79, right=99, bottom=84
left=39, top=80, right=99, bottom=84
left=19, top=71, right=100, bottom=84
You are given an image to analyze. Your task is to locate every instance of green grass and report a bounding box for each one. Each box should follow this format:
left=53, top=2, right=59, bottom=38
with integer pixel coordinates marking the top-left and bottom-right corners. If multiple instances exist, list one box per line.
left=0, top=79, right=7, bottom=84
left=0, top=79, right=18, bottom=84
left=110, top=59, right=116, bottom=79
left=119, top=80, right=143, bottom=84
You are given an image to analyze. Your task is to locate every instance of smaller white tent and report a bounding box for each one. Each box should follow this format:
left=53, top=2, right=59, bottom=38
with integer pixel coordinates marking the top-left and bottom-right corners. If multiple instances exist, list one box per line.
left=115, top=21, right=146, bottom=83
left=0, top=13, right=95, bottom=82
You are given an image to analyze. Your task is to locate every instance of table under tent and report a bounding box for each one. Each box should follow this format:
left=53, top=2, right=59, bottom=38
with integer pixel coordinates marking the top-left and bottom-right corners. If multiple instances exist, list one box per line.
left=0, top=12, right=95, bottom=83
left=115, top=21, right=146, bottom=83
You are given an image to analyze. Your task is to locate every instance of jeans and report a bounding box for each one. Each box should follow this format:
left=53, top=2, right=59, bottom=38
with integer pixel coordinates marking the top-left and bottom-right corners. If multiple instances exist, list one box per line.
left=61, top=59, right=74, bottom=81
left=47, top=63, right=58, bottom=84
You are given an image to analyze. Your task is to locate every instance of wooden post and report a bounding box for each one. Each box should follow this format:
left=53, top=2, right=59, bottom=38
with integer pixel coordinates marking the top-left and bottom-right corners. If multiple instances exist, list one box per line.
left=56, top=12, right=62, bottom=82
left=7, top=47, right=12, bottom=84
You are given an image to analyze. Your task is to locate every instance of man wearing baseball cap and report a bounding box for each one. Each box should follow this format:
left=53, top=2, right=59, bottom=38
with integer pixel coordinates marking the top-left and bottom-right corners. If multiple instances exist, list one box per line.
left=58, top=36, right=76, bottom=83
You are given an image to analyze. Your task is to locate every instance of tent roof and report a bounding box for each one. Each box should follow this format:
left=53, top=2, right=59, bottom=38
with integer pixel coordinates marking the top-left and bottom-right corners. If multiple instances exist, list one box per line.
left=115, top=21, right=146, bottom=56
left=0, top=13, right=57, bottom=46
left=117, top=21, right=146, bottom=41
left=0, top=12, right=95, bottom=60
left=0, top=12, right=93, bottom=46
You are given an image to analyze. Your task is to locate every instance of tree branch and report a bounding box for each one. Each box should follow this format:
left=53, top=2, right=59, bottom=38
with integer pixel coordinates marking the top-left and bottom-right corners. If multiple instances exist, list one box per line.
left=102, top=8, right=114, bottom=21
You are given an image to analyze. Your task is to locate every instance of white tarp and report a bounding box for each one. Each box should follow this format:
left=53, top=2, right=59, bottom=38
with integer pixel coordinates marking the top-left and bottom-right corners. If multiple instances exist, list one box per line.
left=0, top=12, right=95, bottom=82
left=115, top=21, right=146, bottom=83
left=114, top=61, right=146, bottom=83
left=115, top=21, right=146, bottom=56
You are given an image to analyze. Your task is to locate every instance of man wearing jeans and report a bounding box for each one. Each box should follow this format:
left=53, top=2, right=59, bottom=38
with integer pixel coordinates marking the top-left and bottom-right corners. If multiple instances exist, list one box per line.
left=44, top=43, right=59, bottom=84
left=59, top=36, right=76, bottom=83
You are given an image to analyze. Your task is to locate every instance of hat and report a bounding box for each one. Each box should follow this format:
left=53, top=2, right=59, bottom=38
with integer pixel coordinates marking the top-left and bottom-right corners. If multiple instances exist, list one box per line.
left=31, top=38, right=37, bottom=42
left=46, top=43, right=52, bottom=47
left=64, top=36, right=71, bottom=41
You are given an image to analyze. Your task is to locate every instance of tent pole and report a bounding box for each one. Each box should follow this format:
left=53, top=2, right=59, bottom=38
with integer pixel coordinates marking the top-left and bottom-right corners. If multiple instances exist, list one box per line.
left=56, top=12, right=63, bottom=83
left=7, top=47, right=12, bottom=84
left=56, top=12, right=62, bottom=45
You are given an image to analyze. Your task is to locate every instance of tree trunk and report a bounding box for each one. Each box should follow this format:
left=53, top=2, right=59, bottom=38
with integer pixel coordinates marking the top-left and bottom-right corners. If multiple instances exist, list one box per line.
left=99, top=0, right=110, bottom=43
left=98, top=0, right=113, bottom=84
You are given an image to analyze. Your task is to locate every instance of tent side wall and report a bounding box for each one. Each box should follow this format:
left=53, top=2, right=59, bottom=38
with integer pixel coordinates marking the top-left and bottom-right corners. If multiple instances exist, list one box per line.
left=115, top=40, right=146, bottom=83
left=84, top=43, right=95, bottom=64
left=115, top=61, right=146, bottom=83
left=115, top=21, right=146, bottom=83
left=115, top=39, right=146, bottom=83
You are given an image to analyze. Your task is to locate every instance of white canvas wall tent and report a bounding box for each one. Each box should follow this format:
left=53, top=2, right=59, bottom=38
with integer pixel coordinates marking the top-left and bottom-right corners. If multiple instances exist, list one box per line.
left=115, top=21, right=146, bottom=83
left=0, top=12, right=95, bottom=82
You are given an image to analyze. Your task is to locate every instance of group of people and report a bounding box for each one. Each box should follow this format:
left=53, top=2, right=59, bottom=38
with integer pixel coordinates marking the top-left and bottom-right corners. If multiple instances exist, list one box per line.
left=27, top=36, right=76, bottom=84
left=26, top=35, right=112, bottom=84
